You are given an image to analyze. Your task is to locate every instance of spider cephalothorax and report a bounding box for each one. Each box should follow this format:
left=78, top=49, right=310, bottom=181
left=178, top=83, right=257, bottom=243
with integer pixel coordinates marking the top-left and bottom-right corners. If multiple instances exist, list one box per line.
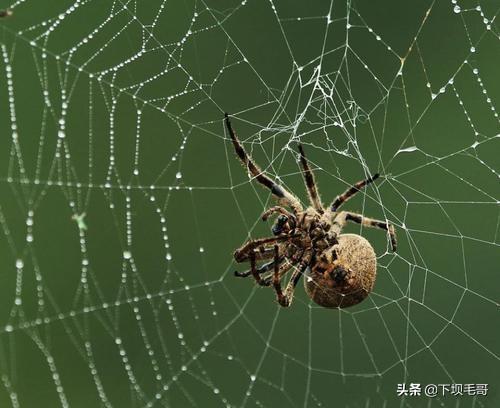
left=225, top=113, right=397, bottom=308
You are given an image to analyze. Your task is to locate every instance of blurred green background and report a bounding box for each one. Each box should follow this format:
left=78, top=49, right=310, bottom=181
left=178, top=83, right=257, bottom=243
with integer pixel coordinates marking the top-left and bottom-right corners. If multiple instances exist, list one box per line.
left=0, top=0, right=498, bottom=407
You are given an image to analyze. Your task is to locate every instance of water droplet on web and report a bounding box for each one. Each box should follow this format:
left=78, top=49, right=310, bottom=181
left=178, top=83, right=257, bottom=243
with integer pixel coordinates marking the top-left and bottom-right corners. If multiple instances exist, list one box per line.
left=5, top=325, right=13, bottom=333
left=250, top=375, right=256, bottom=382
left=123, top=251, right=132, bottom=259
left=397, top=146, right=419, bottom=154
left=199, top=247, right=204, bottom=253
left=176, top=171, right=182, bottom=179
left=453, top=5, right=461, bottom=13
left=58, top=130, right=65, bottom=138
left=470, top=46, right=476, bottom=53
left=16, top=259, right=24, bottom=269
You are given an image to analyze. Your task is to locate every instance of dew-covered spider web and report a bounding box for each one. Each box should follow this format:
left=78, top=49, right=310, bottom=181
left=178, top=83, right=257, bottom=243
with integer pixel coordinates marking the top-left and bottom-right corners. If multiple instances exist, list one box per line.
left=0, top=0, right=499, bottom=407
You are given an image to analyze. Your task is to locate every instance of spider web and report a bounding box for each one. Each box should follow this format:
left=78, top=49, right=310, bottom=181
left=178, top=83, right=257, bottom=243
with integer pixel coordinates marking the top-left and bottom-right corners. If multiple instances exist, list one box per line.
left=0, top=0, right=499, bottom=407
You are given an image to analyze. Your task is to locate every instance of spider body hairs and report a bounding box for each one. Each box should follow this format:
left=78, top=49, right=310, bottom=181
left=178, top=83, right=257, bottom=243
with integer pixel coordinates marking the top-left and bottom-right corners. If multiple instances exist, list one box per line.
left=225, top=113, right=397, bottom=308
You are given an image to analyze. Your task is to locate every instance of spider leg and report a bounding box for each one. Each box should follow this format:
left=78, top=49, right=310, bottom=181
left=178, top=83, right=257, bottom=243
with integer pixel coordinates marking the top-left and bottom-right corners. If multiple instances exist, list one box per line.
left=282, top=267, right=307, bottom=307
left=334, top=211, right=397, bottom=251
left=297, top=144, right=324, bottom=213
left=234, top=257, right=282, bottom=278
left=248, top=251, right=271, bottom=286
left=273, top=247, right=311, bottom=307
left=272, top=246, right=292, bottom=306
left=225, top=113, right=303, bottom=214
left=236, top=247, right=275, bottom=263
left=330, top=174, right=379, bottom=211
left=234, top=233, right=300, bottom=262
left=260, top=260, right=290, bottom=286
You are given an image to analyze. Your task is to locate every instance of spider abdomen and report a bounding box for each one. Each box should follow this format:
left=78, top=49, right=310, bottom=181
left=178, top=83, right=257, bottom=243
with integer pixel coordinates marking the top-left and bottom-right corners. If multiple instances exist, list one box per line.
left=304, top=234, right=377, bottom=308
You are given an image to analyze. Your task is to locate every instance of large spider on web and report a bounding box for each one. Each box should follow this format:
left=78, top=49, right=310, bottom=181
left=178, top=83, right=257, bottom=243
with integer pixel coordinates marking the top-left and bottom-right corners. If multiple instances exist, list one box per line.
left=225, top=113, right=397, bottom=308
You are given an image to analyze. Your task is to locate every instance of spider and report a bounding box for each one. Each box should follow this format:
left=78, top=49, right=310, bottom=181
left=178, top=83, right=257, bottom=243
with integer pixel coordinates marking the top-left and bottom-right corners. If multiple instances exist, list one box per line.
left=225, top=113, right=397, bottom=308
